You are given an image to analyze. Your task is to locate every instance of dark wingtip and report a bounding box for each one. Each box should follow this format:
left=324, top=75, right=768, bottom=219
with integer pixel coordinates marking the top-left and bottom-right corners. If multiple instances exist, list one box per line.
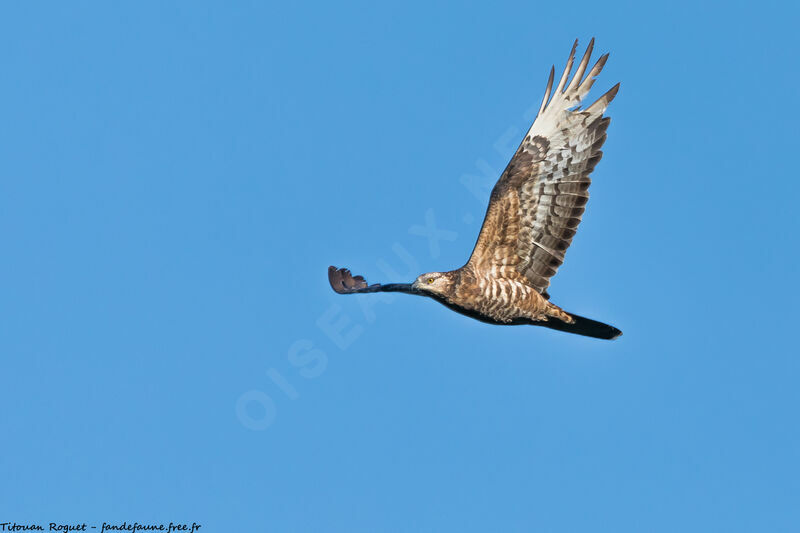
left=328, top=265, right=370, bottom=294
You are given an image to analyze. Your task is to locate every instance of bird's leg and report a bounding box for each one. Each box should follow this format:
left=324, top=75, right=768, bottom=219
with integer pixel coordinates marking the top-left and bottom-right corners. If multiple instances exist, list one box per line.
left=545, top=303, right=575, bottom=324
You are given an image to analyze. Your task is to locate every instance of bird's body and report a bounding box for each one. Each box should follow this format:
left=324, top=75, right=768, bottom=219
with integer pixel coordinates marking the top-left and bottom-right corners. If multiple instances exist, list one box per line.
left=328, top=39, right=623, bottom=340
left=416, top=266, right=568, bottom=324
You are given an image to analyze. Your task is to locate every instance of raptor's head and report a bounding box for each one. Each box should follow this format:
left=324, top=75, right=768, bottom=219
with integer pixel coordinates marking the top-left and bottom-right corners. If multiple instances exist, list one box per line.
left=412, top=271, right=455, bottom=296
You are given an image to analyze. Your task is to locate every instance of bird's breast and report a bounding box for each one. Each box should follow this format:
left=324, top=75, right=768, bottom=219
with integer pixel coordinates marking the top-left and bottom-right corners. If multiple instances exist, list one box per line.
left=453, top=271, right=546, bottom=323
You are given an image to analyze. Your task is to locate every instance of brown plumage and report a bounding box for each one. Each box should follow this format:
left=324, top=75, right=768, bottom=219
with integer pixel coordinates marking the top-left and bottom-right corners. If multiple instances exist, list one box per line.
left=328, top=39, right=622, bottom=340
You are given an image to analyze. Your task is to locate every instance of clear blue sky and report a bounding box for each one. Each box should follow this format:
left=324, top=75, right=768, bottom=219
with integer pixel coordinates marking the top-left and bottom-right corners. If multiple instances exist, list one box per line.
left=1, top=2, right=798, bottom=532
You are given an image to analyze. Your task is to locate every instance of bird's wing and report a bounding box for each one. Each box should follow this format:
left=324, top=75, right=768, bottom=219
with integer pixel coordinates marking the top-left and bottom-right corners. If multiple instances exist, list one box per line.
left=327, top=266, right=420, bottom=295
left=466, top=38, right=619, bottom=294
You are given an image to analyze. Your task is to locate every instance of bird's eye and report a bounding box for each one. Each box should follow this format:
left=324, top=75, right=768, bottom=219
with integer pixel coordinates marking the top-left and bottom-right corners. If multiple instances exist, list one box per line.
left=426, top=277, right=435, bottom=284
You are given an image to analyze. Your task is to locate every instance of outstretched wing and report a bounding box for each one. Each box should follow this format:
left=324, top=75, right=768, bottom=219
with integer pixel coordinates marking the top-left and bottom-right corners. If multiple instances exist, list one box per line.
left=328, top=266, right=375, bottom=293
left=328, top=266, right=419, bottom=295
left=466, top=38, right=619, bottom=294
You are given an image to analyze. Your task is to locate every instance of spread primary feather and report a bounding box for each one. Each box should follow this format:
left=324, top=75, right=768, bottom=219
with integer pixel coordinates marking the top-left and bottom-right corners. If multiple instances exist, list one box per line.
left=328, top=38, right=622, bottom=340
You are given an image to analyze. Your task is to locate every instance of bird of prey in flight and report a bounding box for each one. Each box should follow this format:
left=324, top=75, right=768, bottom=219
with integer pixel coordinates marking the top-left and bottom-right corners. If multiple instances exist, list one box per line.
left=329, top=39, right=622, bottom=340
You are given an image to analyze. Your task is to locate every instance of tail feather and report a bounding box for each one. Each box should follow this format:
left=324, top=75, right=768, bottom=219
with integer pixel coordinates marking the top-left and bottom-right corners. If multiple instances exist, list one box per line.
left=534, top=312, right=622, bottom=340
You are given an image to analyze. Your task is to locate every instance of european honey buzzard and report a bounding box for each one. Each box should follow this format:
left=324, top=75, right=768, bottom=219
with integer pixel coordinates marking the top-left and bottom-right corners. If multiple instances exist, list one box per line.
left=329, top=39, right=622, bottom=340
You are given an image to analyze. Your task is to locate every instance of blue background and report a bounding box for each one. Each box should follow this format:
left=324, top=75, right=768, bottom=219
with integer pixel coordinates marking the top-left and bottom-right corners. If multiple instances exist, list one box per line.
left=1, top=2, right=798, bottom=532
